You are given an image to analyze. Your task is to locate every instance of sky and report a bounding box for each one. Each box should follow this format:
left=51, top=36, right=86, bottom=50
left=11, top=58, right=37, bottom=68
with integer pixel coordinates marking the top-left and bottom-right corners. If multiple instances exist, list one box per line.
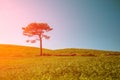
left=0, top=0, right=120, bottom=51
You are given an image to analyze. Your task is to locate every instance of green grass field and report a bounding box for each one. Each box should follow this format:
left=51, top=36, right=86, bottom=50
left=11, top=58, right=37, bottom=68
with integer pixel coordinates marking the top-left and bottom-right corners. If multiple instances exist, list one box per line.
left=0, top=44, right=120, bottom=80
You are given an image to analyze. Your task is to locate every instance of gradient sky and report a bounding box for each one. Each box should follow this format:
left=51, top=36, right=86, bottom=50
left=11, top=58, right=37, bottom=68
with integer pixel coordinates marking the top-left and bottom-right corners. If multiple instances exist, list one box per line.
left=0, top=0, right=120, bottom=51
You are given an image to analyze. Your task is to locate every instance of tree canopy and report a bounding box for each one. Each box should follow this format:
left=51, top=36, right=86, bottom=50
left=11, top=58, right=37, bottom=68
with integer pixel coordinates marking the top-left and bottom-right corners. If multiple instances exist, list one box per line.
left=22, top=23, right=52, bottom=38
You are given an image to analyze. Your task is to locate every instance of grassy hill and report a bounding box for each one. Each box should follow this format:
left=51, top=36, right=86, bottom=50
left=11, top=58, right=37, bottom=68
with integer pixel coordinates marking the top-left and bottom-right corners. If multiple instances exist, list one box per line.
left=0, top=44, right=51, bottom=57
left=0, top=44, right=120, bottom=57
left=0, top=44, right=120, bottom=80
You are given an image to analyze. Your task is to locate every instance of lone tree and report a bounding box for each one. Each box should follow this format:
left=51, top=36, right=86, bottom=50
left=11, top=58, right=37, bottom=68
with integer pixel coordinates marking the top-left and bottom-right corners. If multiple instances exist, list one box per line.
left=22, top=22, right=53, bottom=56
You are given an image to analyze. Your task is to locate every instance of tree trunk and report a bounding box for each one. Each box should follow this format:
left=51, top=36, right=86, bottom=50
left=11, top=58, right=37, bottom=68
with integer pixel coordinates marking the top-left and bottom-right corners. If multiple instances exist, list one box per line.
left=39, top=35, right=42, bottom=56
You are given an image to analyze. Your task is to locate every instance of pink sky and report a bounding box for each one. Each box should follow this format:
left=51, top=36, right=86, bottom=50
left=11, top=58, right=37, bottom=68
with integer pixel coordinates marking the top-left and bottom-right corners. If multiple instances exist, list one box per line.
left=0, top=0, right=56, bottom=48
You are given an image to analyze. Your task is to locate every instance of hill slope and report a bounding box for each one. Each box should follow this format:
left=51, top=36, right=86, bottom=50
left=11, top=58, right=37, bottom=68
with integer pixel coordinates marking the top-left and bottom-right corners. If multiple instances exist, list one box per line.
left=0, top=44, right=51, bottom=57
left=0, top=44, right=120, bottom=57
